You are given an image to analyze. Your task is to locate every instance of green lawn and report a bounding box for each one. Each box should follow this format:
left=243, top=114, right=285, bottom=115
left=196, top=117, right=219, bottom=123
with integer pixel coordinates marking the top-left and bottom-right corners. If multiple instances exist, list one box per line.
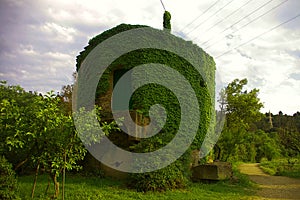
left=16, top=171, right=257, bottom=200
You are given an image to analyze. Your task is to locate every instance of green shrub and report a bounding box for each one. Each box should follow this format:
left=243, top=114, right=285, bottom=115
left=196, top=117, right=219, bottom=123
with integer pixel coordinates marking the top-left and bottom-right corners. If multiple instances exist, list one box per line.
left=128, top=150, right=191, bottom=192
left=128, top=166, right=188, bottom=192
left=127, top=134, right=191, bottom=192
left=260, top=157, right=268, bottom=163
left=260, top=166, right=276, bottom=175
left=260, top=158, right=300, bottom=178
left=0, top=156, right=20, bottom=200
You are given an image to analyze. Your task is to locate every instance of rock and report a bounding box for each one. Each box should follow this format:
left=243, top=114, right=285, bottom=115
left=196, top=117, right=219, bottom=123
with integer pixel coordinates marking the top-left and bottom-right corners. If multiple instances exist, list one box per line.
left=192, top=161, right=233, bottom=181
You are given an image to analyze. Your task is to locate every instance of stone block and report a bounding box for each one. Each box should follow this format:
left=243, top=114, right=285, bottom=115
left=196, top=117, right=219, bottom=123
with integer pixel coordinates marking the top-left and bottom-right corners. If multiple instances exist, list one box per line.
left=192, top=161, right=233, bottom=181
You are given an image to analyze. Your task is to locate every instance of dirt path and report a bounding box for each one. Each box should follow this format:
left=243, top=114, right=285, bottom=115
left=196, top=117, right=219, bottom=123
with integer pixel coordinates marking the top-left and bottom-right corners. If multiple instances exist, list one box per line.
left=239, top=163, right=300, bottom=200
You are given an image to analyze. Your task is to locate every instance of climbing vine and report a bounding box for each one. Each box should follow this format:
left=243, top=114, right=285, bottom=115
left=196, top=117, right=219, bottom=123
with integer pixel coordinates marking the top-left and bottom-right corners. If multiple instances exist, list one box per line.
left=76, top=23, right=216, bottom=191
left=163, top=11, right=171, bottom=30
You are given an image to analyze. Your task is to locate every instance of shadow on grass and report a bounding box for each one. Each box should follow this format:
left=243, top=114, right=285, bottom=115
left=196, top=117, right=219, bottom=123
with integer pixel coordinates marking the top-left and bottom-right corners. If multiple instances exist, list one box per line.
left=17, top=168, right=257, bottom=200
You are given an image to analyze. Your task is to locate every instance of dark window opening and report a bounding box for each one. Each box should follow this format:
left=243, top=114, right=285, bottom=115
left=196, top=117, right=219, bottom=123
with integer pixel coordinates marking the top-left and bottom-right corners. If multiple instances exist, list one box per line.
left=112, top=69, right=133, bottom=110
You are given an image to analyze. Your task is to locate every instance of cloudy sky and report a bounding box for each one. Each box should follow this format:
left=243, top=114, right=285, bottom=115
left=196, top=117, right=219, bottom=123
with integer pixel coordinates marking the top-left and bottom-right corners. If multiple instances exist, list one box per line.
left=0, top=0, right=299, bottom=115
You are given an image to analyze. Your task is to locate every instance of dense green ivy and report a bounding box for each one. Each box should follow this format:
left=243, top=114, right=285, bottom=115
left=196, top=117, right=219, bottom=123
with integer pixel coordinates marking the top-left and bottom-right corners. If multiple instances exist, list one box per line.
left=163, top=11, right=171, bottom=30
left=76, top=24, right=215, bottom=150
left=76, top=24, right=147, bottom=72
left=76, top=23, right=216, bottom=191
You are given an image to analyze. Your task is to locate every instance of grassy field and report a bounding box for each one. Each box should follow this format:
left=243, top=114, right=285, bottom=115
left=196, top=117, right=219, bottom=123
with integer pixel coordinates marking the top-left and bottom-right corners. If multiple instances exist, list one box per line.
left=260, top=157, right=300, bottom=178
left=16, top=169, right=257, bottom=200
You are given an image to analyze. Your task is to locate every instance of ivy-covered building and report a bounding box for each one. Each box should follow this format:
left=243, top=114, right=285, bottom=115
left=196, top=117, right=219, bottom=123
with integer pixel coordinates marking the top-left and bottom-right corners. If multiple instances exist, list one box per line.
left=76, top=12, right=216, bottom=191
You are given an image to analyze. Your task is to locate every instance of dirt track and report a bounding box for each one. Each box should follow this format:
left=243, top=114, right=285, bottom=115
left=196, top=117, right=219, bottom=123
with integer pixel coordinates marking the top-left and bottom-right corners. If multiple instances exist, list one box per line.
left=239, top=163, right=300, bottom=200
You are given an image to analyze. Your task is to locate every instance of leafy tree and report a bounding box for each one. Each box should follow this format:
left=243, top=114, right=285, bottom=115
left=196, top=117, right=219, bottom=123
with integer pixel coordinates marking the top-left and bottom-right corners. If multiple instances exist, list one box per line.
left=216, top=79, right=264, bottom=161
left=59, top=84, right=73, bottom=114
left=0, top=156, right=20, bottom=200
left=59, top=72, right=77, bottom=115
left=27, top=92, right=87, bottom=198
left=0, top=81, right=38, bottom=167
left=0, top=82, right=86, bottom=198
left=0, top=81, right=121, bottom=198
left=256, top=111, right=300, bottom=157
left=221, top=78, right=263, bottom=130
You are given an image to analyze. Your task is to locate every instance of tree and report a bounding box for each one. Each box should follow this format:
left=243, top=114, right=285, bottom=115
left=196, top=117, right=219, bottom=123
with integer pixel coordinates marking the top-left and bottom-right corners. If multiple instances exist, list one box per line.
left=216, top=79, right=264, bottom=161
left=222, top=78, right=263, bottom=130
left=0, top=81, right=38, bottom=167
left=59, top=72, right=77, bottom=115
left=28, top=92, right=87, bottom=198
left=0, top=156, right=20, bottom=200
left=272, top=113, right=300, bottom=157
left=0, top=82, right=86, bottom=198
left=255, top=111, right=300, bottom=157
left=0, top=81, right=120, bottom=198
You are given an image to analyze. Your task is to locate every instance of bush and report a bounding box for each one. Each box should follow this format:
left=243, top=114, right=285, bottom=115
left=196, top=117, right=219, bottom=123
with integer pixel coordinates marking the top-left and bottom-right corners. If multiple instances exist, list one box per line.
left=128, top=158, right=190, bottom=192
left=0, top=156, right=20, bottom=200
left=260, top=166, right=276, bottom=175
left=128, top=137, right=191, bottom=192
left=260, top=158, right=300, bottom=178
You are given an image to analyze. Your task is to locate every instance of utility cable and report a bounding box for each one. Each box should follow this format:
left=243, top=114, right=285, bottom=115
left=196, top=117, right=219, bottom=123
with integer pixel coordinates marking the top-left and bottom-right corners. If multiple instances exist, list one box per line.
left=179, top=0, right=221, bottom=33
left=160, top=0, right=166, bottom=11
left=186, top=0, right=236, bottom=36
left=215, top=12, right=300, bottom=58
left=205, top=0, right=289, bottom=50
left=200, top=0, right=275, bottom=46
left=199, top=0, right=255, bottom=36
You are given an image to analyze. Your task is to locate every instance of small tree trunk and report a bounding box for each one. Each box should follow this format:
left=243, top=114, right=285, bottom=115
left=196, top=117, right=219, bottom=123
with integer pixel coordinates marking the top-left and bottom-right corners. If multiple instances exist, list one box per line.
left=52, top=173, right=60, bottom=198
left=31, top=160, right=40, bottom=199
left=45, top=175, right=51, bottom=195
left=62, top=151, right=66, bottom=200
left=214, top=144, right=221, bottom=160
left=14, top=157, right=28, bottom=171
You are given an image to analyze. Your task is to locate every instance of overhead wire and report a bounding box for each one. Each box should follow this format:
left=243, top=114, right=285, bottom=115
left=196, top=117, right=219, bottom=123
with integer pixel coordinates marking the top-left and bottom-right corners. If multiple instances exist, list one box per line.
left=199, top=0, right=275, bottom=46
left=205, top=0, right=289, bottom=50
left=197, top=0, right=255, bottom=37
left=179, top=0, right=221, bottom=33
left=160, top=0, right=166, bottom=11
left=215, top=12, right=300, bottom=59
left=185, top=0, right=236, bottom=36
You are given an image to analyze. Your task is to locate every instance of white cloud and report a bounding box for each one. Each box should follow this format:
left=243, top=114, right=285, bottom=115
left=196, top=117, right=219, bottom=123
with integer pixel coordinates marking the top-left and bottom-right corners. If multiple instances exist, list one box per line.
left=0, top=0, right=299, bottom=115
left=37, top=22, right=77, bottom=43
left=18, top=44, right=39, bottom=56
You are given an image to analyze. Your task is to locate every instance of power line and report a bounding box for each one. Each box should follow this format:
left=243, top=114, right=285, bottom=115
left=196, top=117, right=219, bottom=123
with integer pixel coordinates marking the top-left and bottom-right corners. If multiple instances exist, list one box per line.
left=179, top=0, right=221, bottom=33
left=199, top=0, right=255, bottom=36
left=201, top=0, right=275, bottom=46
left=215, top=12, right=300, bottom=59
left=160, top=0, right=166, bottom=11
left=200, top=0, right=275, bottom=47
left=186, top=0, right=236, bottom=36
left=205, top=0, right=288, bottom=50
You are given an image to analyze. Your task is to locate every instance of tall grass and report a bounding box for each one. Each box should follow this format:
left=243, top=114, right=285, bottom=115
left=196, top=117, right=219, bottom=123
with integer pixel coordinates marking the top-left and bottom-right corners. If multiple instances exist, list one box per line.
left=260, top=157, right=300, bottom=178
left=232, top=162, right=257, bottom=188
left=17, top=169, right=256, bottom=200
